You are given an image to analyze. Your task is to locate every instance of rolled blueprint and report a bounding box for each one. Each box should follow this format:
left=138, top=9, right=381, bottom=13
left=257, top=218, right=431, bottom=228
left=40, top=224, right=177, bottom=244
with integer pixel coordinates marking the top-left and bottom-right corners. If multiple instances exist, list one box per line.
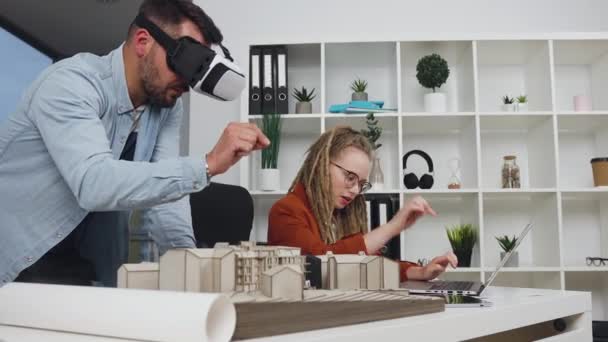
left=0, top=282, right=235, bottom=342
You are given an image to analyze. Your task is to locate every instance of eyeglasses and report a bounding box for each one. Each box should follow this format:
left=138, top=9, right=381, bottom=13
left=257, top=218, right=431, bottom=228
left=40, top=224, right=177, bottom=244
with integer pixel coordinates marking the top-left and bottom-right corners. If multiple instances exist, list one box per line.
left=586, top=257, right=608, bottom=266
left=330, top=162, right=372, bottom=194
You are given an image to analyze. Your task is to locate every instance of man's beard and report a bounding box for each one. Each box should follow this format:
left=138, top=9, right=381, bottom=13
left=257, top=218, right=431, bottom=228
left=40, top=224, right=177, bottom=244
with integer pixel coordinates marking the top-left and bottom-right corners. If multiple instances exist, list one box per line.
left=140, top=54, right=183, bottom=108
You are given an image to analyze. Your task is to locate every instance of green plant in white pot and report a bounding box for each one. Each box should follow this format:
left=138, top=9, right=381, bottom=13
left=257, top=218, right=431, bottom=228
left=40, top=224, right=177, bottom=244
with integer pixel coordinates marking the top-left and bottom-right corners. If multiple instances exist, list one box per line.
left=496, top=234, right=519, bottom=267
left=350, top=78, right=368, bottom=101
left=502, top=95, right=515, bottom=112
left=446, top=223, right=477, bottom=267
left=516, top=95, right=528, bottom=112
left=416, top=53, right=450, bottom=113
left=260, top=112, right=282, bottom=191
left=292, top=86, right=316, bottom=114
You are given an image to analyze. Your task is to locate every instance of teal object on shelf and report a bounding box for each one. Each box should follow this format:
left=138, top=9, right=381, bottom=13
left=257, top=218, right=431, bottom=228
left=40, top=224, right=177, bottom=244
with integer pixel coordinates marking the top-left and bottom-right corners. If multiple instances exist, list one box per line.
left=349, top=100, right=385, bottom=109
left=329, top=100, right=395, bottom=114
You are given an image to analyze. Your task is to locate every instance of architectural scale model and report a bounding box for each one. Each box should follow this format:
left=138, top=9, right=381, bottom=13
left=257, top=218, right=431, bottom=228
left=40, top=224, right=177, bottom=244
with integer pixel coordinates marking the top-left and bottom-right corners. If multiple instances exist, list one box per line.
left=117, top=242, right=444, bottom=339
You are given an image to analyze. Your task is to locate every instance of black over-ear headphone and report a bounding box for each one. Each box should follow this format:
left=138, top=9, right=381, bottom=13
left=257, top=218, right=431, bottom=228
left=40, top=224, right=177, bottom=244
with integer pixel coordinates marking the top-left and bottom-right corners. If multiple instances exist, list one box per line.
left=402, top=150, right=434, bottom=189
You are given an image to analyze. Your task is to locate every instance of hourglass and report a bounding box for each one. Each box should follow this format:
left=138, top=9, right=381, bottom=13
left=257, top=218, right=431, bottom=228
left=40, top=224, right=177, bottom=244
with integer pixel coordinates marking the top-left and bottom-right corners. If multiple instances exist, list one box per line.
left=447, top=158, right=462, bottom=189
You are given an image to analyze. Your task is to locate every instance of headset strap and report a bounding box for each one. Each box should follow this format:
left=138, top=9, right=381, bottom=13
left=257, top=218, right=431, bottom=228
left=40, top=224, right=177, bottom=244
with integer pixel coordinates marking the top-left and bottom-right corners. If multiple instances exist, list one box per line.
left=134, top=14, right=178, bottom=54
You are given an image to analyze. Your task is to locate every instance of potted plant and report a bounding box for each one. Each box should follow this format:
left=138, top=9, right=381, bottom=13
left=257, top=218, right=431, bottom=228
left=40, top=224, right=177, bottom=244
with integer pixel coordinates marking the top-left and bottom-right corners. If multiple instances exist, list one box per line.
left=496, top=234, right=519, bottom=267
left=502, top=95, right=515, bottom=112
left=416, top=53, right=450, bottom=113
left=516, top=95, right=528, bottom=112
left=361, top=113, right=384, bottom=190
left=446, top=223, right=478, bottom=267
left=260, top=112, right=282, bottom=191
left=350, top=78, right=368, bottom=101
left=292, top=86, right=316, bottom=114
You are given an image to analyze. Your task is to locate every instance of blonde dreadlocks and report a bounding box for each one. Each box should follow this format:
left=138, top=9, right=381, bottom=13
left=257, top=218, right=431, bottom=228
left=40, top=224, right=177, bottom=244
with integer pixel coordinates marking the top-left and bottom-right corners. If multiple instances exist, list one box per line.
left=289, top=126, right=373, bottom=244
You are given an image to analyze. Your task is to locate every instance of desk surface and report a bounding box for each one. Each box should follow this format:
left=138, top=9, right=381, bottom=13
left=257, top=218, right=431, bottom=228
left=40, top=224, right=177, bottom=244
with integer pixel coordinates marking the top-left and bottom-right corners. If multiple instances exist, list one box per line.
left=245, top=286, right=593, bottom=342
left=0, top=286, right=593, bottom=342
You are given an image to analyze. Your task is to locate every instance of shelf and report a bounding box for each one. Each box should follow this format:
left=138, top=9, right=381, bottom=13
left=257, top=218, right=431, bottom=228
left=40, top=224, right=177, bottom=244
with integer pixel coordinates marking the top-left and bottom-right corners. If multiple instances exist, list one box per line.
left=484, top=271, right=561, bottom=290
left=557, top=114, right=608, bottom=188
left=482, top=188, right=557, bottom=194
left=558, top=111, right=608, bottom=116
left=553, top=40, right=608, bottom=112
left=565, top=272, right=608, bottom=320
left=403, top=115, right=478, bottom=190
left=479, top=114, right=553, bottom=131
left=403, top=188, right=479, bottom=194
left=365, top=189, right=401, bottom=194
left=476, top=40, right=552, bottom=112
left=325, top=42, right=398, bottom=113
left=401, top=192, right=480, bottom=267
left=479, top=115, right=556, bottom=189
left=324, top=113, right=399, bottom=118
left=560, top=189, right=608, bottom=199
left=482, top=267, right=561, bottom=272
left=400, top=112, right=475, bottom=117
left=400, top=41, right=475, bottom=113
left=242, top=38, right=608, bottom=322
left=248, top=117, right=321, bottom=192
left=249, top=113, right=324, bottom=119
left=479, top=111, right=553, bottom=116
left=483, top=192, right=560, bottom=268
left=563, top=267, right=608, bottom=272
left=561, top=191, right=608, bottom=268
left=286, top=44, right=322, bottom=115
left=446, top=267, right=482, bottom=273
left=326, top=115, right=400, bottom=189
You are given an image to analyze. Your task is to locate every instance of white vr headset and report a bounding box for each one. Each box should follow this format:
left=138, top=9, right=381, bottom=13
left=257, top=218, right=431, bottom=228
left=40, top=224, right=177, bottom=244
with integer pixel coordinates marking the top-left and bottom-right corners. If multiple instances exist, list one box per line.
left=135, top=14, right=245, bottom=101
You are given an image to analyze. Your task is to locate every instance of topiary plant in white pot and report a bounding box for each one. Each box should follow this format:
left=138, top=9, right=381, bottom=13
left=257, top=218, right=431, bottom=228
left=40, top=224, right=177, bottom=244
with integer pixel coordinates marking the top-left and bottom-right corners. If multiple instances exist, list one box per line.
left=416, top=53, right=450, bottom=113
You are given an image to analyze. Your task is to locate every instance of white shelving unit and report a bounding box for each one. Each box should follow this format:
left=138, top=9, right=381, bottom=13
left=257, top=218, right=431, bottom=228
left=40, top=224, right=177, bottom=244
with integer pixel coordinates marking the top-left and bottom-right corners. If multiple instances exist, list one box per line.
left=240, top=35, right=608, bottom=320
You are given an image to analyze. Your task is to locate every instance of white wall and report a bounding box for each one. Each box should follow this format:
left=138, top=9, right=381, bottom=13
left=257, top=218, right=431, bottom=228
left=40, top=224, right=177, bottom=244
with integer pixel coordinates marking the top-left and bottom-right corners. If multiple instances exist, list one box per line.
left=190, top=0, right=608, bottom=185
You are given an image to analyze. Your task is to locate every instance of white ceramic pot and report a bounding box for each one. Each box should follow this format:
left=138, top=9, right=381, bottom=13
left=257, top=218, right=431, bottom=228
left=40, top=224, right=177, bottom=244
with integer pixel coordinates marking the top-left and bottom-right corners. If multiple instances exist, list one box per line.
left=259, top=169, right=280, bottom=191
left=501, top=103, right=516, bottom=112
left=516, top=103, right=528, bottom=112
left=295, top=102, right=312, bottom=114
left=352, top=92, right=368, bottom=101
left=500, top=251, right=519, bottom=267
left=424, top=92, right=446, bottom=113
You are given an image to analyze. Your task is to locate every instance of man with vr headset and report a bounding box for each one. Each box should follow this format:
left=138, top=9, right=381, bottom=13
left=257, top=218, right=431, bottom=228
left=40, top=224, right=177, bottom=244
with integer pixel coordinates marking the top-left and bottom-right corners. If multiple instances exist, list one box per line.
left=0, top=0, right=266, bottom=287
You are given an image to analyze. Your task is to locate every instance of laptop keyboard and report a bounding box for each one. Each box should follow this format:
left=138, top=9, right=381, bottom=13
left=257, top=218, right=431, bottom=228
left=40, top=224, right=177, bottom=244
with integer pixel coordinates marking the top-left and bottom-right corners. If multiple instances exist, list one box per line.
left=430, top=281, right=475, bottom=291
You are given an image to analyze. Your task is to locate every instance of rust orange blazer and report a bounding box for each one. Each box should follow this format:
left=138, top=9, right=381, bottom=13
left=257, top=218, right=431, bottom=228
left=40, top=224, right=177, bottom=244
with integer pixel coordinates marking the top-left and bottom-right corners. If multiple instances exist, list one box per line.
left=268, top=183, right=419, bottom=281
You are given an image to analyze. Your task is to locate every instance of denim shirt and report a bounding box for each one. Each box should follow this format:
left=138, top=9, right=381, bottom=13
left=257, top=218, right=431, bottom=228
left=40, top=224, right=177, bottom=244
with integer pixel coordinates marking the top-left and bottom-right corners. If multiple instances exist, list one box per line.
left=0, top=44, right=207, bottom=285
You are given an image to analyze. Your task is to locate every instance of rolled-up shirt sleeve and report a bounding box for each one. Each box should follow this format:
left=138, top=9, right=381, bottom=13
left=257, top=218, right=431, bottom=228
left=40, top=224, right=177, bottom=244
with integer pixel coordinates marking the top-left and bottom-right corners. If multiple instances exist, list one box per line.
left=31, top=66, right=206, bottom=212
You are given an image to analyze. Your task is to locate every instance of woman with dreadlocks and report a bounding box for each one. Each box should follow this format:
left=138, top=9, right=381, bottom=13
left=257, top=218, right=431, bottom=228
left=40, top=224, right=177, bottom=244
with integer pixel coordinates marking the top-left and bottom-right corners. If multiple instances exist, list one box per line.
left=268, top=126, right=457, bottom=281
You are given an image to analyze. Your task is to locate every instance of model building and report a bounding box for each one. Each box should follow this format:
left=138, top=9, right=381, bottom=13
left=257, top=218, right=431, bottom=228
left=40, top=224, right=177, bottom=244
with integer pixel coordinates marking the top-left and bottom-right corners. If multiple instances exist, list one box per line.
left=117, top=242, right=444, bottom=340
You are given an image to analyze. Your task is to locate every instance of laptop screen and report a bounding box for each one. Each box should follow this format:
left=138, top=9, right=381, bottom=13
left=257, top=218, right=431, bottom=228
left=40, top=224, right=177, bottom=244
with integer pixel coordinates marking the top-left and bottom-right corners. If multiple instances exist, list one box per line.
left=483, top=222, right=534, bottom=289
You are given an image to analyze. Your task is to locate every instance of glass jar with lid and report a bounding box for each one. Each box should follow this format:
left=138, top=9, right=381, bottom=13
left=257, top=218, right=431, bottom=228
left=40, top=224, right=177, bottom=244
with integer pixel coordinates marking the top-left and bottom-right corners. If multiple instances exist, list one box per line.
left=502, top=155, right=520, bottom=188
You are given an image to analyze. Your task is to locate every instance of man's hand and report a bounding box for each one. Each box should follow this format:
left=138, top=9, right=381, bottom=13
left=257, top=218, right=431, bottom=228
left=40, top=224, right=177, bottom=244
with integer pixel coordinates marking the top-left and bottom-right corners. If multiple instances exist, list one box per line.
left=206, top=122, right=270, bottom=176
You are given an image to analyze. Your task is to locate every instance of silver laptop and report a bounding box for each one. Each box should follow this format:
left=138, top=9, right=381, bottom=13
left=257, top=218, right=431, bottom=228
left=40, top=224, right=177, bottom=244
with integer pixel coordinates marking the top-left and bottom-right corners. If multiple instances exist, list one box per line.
left=401, top=222, right=534, bottom=296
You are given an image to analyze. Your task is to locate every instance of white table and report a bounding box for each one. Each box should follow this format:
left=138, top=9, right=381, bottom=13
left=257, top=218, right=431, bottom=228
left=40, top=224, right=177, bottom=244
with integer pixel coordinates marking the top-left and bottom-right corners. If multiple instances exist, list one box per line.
left=0, top=286, right=592, bottom=342
left=245, top=287, right=593, bottom=342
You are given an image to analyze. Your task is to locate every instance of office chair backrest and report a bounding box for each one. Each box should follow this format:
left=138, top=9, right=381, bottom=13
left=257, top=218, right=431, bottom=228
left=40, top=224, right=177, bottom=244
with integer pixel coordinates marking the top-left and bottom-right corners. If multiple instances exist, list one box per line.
left=190, top=182, right=254, bottom=248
